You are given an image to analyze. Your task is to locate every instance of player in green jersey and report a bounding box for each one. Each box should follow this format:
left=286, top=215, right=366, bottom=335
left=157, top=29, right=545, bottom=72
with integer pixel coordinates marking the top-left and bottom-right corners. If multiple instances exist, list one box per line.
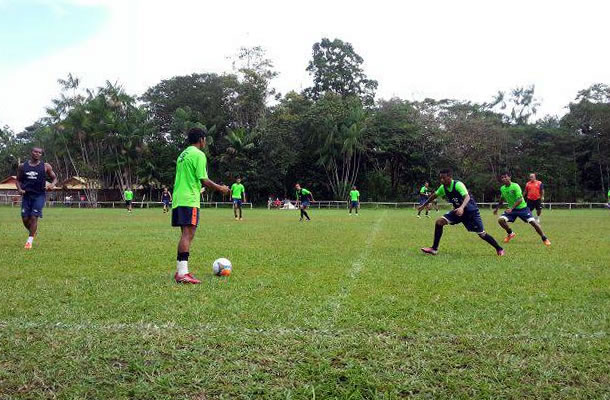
left=349, top=186, right=360, bottom=215
left=417, top=181, right=432, bottom=218
left=171, top=128, right=230, bottom=284
left=124, top=188, right=134, bottom=213
left=231, top=177, right=246, bottom=220
left=295, top=183, right=314, bottom=221
left=607, top=189, right=610, bottom=209
left=418, top=168, right=505, bottom=256
left=493, top=172, right=551, bottom=246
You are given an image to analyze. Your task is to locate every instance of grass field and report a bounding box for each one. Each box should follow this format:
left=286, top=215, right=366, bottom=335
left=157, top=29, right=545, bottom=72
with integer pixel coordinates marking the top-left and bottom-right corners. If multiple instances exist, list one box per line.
left=0, top=206, right=608, bottom=399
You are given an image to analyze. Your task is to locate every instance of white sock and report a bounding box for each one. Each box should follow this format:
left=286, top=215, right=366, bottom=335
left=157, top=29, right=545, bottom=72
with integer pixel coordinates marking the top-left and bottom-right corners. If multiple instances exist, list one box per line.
left=176, top=260, right=188, bottom=276
left=27, top=236, right=34, bottom=244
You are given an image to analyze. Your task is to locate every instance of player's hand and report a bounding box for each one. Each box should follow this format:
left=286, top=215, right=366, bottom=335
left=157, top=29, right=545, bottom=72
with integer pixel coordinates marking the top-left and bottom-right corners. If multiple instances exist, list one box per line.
left=18, top=188, right=25, bottom=195
left=220, top=185, right=230, bottom=194
left=454, top=207, right=464, bottom=217
left=45, top=183, right=55, bottom=191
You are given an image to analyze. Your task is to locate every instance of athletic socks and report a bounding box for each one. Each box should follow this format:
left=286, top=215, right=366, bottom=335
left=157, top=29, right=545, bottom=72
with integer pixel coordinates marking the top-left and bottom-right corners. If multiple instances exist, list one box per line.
left=176, top=252, right=189, bottom=275
left=481, top=233, right=503, bottom=251
left=506, top=228, right=513, bottom=235
left=303, top=210, right=310, bottom=220
left=432, top=223, right=443, bottom=250
left=26, top=236, right=34, bottom=245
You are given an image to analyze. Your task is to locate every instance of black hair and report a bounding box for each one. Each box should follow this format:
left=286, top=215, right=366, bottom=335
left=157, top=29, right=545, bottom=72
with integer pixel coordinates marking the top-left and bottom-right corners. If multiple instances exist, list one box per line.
left=500, top=171, right=511, bottom=177
left=439, top=168, right=452, bottom=176
left=187, top=127, right=206, bottom=144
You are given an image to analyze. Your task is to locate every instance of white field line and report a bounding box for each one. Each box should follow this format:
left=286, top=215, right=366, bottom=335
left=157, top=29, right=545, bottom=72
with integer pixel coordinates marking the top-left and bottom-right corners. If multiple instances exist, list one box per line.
left=325, top=211, right=386, bottom=325
left=0, top=321, right=605, bottom=341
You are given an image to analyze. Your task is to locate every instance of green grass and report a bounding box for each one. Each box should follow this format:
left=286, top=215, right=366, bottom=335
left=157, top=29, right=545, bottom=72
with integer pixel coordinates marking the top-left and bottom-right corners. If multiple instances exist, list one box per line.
left=0, top=206, right=608, bottom=399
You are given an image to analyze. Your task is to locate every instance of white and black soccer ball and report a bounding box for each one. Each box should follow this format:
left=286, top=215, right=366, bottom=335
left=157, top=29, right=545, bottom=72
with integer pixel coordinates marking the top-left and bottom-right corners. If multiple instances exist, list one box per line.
left=212, top=258, right=232, bottom=276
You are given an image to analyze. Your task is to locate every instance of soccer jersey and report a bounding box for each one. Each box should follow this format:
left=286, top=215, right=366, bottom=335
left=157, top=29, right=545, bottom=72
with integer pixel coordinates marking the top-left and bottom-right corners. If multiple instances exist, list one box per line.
left=296, top=188, right=312, bottom=201
left=19, top=161, right=46, bottom=194
left=435, top=180, right=478, bottom=212
left=231, top=183, right=245, bottom=199
left=420, top=186, right=430, bottom=195
left=525, top=180, right=543, bottom=200
left=350, top=190, right=360, bottom=201
left=172, top=146, right=208, bottom=208
left=500, top=182, right=526, bottom=210
left=124, top=190, right=133, bottom=201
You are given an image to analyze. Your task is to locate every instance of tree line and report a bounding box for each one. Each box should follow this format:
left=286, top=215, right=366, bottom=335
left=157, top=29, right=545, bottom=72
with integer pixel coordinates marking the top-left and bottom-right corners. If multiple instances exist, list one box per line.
left=1, top=38, right=609, bottom=203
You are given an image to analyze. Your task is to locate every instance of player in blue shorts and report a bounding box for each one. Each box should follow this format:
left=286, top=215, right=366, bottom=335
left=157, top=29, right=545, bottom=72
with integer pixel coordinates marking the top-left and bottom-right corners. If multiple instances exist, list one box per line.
left=417, top=168, right=504, bottom=256
left=295, top=183, right=314, bottom=221
left=493, top=172, right=551, bottom=246
left=161, top=187, right=172, bottom=213
left=417, top=181, right=432, bottom=218
left=16, top=147, right=58, bottom=249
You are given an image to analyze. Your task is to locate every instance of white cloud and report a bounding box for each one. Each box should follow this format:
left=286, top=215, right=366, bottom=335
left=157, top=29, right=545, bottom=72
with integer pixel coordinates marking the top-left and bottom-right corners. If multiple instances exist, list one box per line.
left=1, top=0, right=609, bottom=131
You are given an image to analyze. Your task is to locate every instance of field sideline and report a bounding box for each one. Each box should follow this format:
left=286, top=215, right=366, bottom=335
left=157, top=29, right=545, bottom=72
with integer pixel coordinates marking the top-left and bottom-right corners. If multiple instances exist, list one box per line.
left=0, top=207, right=608, bottom=399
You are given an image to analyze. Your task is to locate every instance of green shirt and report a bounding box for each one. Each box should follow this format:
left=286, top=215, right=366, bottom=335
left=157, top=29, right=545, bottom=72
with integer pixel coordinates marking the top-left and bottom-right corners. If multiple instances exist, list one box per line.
left=608, top=189, right=610, bottom=200
left=231, top=183, right=245, bottom=199
left=350, top=190, right=360, bottom=201
left=420, top=186, right=430, bottom=195
left=172, top=146, right=208, bottom=208
left=296, top=188, right=311, bottom=200
left=500, top=182, right=526, bottom=210
left=124, top=190, right=133, bottom=200
left=435, top=180, right=468, bottom=198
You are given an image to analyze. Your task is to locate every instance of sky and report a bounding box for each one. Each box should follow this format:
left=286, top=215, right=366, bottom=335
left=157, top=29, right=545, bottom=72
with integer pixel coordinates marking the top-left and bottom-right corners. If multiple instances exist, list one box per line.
left=1, top=0, right=609, bottom=132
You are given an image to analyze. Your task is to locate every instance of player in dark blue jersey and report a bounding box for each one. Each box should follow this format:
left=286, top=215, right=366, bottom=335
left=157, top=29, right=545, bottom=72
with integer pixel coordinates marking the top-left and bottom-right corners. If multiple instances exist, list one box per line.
left=16, top=147, right=57, bottom=249
left=161, top=187, right=172, bottom=213
left=417, top=168, right=504, bottom=256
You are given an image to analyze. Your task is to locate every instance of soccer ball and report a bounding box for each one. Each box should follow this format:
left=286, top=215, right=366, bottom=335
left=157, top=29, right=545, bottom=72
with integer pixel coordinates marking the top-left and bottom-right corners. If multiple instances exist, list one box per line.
left=212, top=258, right=232, bottom=276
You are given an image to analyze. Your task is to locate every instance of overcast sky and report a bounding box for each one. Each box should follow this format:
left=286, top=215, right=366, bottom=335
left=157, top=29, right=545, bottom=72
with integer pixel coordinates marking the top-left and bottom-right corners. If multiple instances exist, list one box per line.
left=1, top=0, right=609, bottom=132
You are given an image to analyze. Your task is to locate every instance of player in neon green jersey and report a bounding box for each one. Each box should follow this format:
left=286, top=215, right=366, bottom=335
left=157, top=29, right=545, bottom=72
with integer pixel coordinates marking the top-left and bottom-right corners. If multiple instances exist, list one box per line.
left=295, top=183, right=314, bottom=221
left=231, top=177, right=246, bottom=220
left=171, top=128, right=230, bottom=284
left=607, top=189, right=610, bottom=209
left=493, top=172, right=551, bottom=246
left=124, top=188, right=134, bottom=213
left=417, top=181, right=432, bottom=218
left=349, top=186, right=360, bottom=215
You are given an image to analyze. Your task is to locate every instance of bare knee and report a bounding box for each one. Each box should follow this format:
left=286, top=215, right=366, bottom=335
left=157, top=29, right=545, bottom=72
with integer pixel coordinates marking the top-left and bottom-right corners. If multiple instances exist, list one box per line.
left=435, top=218, right=446, bottom=227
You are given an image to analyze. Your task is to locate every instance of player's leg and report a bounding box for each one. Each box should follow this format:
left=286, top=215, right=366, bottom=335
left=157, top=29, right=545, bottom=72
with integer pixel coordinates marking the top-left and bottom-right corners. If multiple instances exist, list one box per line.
left=421, top=216, right=449, bottom=255
left=425, top=203, right=430, bottom=217
left=173, top=207, right=201, bottom=284
left=466, top=211, right=504, bottom=255
left=498, top=213, right=517, bottom=242
left=238, top=202, right=243, bottom=219
left=355, top=202, right=359, bottom=215
left=536, top=201, right=542, bottom=222
left=477, top=231, right=504, bottom=255
left=526, top=212, right=551, bottom=246
left=349, top=203, right=353, bottom=214
left=233, top=202, right=238, bottom=220
left=302, top=205, right=310, bottom=220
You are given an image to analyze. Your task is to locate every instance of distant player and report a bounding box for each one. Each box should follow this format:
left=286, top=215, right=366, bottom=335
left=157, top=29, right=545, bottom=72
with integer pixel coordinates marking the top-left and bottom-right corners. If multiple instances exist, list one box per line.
left=295, top=183, right=314, bottom=221
left=494, top=172, right=551, bottom=246
left=172, top=128, right=230, bottom=284
left=231, top=177, right=246, bottom=220
left=417, top=181, right=432, bottom=218
left=349, top=185, right=360, bottom=215
left=524, top=173, right=544, bottom=223
left=124, top=187, right=134, bottom=213
left=161, top=187, right=172, bottom=213
left=15, top=147, right=57, bottom=249
left=418, top=168, right=504, bottom=256
left=607, top=189, right=610, bottom=209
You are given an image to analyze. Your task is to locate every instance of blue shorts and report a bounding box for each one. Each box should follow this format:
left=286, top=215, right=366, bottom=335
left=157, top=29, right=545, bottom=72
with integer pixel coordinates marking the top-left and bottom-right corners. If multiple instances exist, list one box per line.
left=162, top=199, right=170, bottom=206
left=501, top=207, right=535, bottom=223
left=301, top=200, right=310, bottom=208
left=419, top=195, right=428, bottom=206
left=351, top=201, right=359, bottom=208
left=171, top=207, right=200, bottom=227
left=442, top=209, right=484, bottom=233
left=232, top=199, right=242, bottom=206
left=21, top=192, right=46, bottom=218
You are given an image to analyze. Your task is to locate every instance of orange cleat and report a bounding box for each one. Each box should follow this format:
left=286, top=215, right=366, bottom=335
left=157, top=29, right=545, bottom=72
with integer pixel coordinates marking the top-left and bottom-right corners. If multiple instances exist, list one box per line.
left=503, top=232, right=517, bottom=243
left=24, top=242, right=32, bottom=250
left=543, top=239, right=551, bottom=247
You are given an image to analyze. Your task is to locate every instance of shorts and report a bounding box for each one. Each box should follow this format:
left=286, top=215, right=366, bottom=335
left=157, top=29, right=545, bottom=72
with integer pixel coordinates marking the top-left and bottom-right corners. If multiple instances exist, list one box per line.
left=442, top=209, right=484, bottom=233
left=351, top=201, right=359, bottom=208
left=172, top=207, right=200, bottom=227
left=232, top=199, right=242, bottom=206
left=162, top=199, right=170, bottom=206
left=500, top=207, right=535, bottom=223
left=125, top=200, right=132, bottom=206
left=527, top=199, right=542, bottom=212
left=301, top=200, right=310, bottom=208
left=419, top=195, right=428, bottom=206
left=21, top=192, right=46, bottom=218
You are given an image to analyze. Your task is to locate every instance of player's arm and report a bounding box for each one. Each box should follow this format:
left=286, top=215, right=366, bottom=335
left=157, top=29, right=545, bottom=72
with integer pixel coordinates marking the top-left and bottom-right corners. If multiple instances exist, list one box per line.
left=418, top=192, right=438, bottom=211
left=493, top=198, right=504, bottom=215
left=508, top=197, right=524, bottom=213
left=15, top=164, right=25, bottom=194
left=310, top=192, right=315, bottom=203
left=169, top=192, right=172, bottom=201
left=454, top=182, right=470, bottom=216
left=242, top=188, right=246, bottom=203
left=45, top=163, right=57, bottom=190
left=202, top=178, right=230, bottom=194
left=540, top=184, right=545, bottom=201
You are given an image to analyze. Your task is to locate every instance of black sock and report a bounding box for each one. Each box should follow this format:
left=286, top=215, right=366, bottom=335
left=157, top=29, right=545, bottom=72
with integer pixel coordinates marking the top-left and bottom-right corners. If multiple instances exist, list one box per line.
left=541, top=235, right=547, bottom=241
left=505, top=227, right=513, bottom=234
left=239, top=208, right=242, bottom=218
left=300, top=209, right=304, bottom=219
left=303, top=210, right=310, bottom=220
left=177, top=252, right=189, bottom=261
left=432, top=223, right=443, bottom=250
left=425, top=210, right=429, bottom=215
left=480, top=233, right=502, bottom=251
